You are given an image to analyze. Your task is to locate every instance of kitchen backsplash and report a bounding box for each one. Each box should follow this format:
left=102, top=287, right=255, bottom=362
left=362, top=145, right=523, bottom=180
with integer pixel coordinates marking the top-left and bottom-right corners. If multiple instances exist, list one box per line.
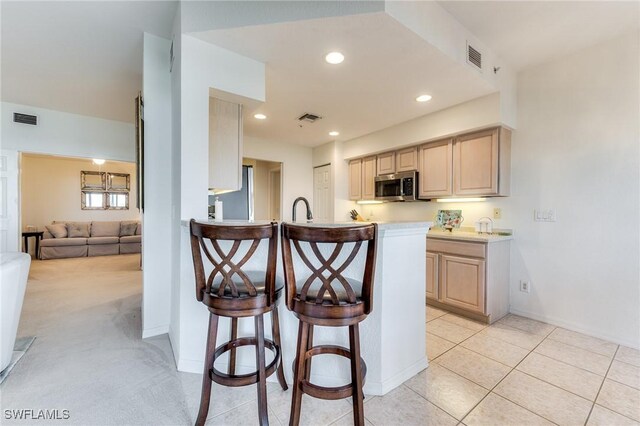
left=353, top=199, right=512, bottom=228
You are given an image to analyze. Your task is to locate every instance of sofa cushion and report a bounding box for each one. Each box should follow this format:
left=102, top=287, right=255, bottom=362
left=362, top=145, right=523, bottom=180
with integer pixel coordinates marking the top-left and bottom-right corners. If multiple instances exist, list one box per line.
left=87, top=237, right=120, bottom=245
left=135, top=222, right=142, bottom=235
left=120, top=235, right=141, bottom=244
left=90, top=221, right=121, bottom=237
left=67, top=222, right=91, bottom=238
left=45, top=223, right=68, bottom=238
left=41, top=237, right=87, bottom=247
left=120, top=221, right=138, bottom=236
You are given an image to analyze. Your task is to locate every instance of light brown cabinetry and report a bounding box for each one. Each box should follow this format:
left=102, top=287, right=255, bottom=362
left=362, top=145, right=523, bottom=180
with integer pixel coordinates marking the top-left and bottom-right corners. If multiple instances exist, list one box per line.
left=349, top=157, right=376, bottom=201
left=426, top=236, right=510, bottom=323
left=425, top=252, right=438, bottom=300
left=418, top=139, right=453, bottom=198
left=396, top=147, right=418, bottom=172
left=453, top=127, right=511, bottom=196
left=440, top=255, right=485, bottom=313
left=362, top=156, right=376, bottom=199
left=348, top=159, right=362, bottom=200
left=376, top=152, right=395, bottom=176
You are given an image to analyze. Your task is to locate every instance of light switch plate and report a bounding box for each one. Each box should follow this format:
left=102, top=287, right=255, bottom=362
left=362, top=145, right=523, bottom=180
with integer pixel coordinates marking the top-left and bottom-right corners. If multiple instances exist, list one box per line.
left=534, top=209, right=556, bottom=222
left=493, top=208, right=502, bottom=219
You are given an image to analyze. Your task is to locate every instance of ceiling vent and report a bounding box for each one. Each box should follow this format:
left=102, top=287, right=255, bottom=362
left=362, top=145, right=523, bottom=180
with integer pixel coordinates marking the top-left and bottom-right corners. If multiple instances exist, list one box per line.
left=466, top=42, right=482, bottom=71
left=298, top=113, right=322, bottom=123
left=13, top=112, right=37, bottom=125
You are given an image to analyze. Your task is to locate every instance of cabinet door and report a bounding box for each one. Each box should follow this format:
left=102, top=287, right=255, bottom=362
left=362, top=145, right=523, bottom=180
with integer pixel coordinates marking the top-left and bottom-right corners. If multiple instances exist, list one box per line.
left=454, top=128, right=499, bottom=195
left=376, top=152, right=396, bottom=176
left=209, top=98, right=243, bottom=191
left=426, top=252, right=438, bottom=301
left=396, top=147, right=418, bottom=172
left=418, top=139, right=453, bottom=198
left=440, top=255, right=485, bottom=313
left=362, top=156, right=376, bottom=200
left=348, top=159, right=362, bottom=200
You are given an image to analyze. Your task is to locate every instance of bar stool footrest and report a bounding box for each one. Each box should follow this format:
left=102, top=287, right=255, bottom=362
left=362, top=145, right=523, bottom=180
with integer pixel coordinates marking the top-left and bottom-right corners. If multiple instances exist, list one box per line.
left=210, top=337, right=281, bottom=387
left=298, top=344, right=367, bottom=400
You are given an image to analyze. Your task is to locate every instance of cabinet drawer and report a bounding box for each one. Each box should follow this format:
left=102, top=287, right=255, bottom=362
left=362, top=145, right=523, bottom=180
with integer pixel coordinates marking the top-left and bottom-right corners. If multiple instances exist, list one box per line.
left=427, top=238, right=485, bottom=259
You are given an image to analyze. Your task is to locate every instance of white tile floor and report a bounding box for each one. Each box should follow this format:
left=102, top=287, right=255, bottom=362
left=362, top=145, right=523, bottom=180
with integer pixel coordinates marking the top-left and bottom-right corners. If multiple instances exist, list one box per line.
left=208, top=307, right=640, bottom=425
left=4, top=256, right=639, bottom=425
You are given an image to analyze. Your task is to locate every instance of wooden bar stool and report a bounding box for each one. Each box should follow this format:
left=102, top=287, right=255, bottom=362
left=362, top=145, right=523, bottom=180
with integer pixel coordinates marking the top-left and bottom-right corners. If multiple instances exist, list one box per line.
left=189, top=220, right=288, bottom=426
left=281, top=223, right=378, bottom=426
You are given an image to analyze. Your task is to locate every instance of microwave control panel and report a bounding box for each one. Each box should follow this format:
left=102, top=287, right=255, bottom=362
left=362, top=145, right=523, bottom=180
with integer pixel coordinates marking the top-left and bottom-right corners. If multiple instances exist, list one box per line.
left=402, top=177, right=414, bottom=195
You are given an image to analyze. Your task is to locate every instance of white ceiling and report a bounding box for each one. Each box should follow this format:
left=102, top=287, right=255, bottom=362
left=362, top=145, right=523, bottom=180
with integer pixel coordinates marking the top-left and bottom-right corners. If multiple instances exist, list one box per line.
left=2, top=1, right=637, bottom=139
left=195, top=12, right=495, bottom=147
left=1, top=1, right=177, bottom=123
left=438, top=1, right=640, bottom=71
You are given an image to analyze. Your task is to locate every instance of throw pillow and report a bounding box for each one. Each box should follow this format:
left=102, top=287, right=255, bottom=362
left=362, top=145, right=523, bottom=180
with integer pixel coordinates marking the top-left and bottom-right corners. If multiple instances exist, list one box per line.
left=120, top=221, right=138, bottom=236
left=45, top=223, right=68, bottom=238
left=67, top=222, right=90, bottom=238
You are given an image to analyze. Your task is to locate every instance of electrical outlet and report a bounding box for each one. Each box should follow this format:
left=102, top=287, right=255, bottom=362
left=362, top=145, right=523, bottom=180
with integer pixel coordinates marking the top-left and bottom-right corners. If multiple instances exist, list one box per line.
left=520, top=280, right=531, bottom=293
left=493, top=208, right=502, bottom=219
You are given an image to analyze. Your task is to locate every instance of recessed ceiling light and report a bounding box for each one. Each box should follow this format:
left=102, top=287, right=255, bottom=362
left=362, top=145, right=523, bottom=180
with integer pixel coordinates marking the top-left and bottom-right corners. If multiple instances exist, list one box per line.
left=92, top=159, right=105, bottom=165
left=325, top=52, right=345, bottom=65
left=254, top=113, right=267, bottom=120
left=416, top=94, right=432, bottom=102
left=329, top=131, right=340, bottom=137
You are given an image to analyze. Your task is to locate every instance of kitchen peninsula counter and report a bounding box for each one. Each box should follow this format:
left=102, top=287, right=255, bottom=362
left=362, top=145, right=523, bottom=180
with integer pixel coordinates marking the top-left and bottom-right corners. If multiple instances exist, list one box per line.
left=177, top=219, right=432, bottom=395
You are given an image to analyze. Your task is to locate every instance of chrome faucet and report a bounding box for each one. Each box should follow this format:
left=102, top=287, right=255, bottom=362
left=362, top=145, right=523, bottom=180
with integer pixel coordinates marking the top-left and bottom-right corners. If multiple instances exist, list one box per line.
left=292, top=197, right=313, bottom=223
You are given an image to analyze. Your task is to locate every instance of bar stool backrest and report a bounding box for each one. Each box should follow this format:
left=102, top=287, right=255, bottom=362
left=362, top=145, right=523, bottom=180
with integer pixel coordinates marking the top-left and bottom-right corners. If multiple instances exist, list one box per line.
left=281, top=223, right=378, bottom=314
left=190, top=220, right=278, bottom=305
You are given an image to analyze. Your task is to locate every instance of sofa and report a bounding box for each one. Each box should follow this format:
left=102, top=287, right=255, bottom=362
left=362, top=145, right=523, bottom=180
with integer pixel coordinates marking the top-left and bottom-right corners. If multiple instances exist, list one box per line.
left=39, top=220, right=141, bottom=260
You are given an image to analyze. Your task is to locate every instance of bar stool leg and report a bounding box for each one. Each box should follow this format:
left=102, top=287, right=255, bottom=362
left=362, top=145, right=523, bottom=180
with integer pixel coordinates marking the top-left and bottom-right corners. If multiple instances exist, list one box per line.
left=305, top=325, right=314, bottom=379
left=271, top=307, right=288, bottom=390
left=254, top=314, right=269, bottom=426
left=349, top=324, right=365, bottom=426
left=196, top=313, right=219, bottom=426
left=228, top=318, right=238, bottom=375
left=289, top=321, right=310, bottom=426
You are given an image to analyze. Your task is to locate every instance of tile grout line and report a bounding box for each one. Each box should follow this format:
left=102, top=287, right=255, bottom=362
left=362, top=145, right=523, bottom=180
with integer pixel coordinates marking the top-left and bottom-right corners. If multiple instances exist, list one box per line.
left=583, top=345, right=619, bottom=426
left=458, top=327, right=562, bottom=426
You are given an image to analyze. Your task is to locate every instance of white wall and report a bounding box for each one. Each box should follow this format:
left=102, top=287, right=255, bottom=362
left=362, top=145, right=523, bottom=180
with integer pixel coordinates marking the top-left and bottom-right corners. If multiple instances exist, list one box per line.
left=1, top=102, right=135, bottom=162
left=244, top=136, right=313, bottom=222
left=21, top=155, right=139, bottom=242
left=508, top=32, right=639, bottom=347
left=141, top=33, right=174, bottom=339
left=175, top=34, right=267, bottom=372
left=335, top=32, right=640, bottom=348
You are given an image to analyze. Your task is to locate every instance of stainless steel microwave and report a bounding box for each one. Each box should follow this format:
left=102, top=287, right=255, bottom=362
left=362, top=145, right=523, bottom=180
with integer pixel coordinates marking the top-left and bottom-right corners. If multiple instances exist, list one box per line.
left=374, top=170, right=418, bottom=201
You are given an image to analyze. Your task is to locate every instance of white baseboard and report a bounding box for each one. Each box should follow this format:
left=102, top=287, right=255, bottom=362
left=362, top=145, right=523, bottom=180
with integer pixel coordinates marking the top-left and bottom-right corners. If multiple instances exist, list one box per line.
left=178, top=357, right=204, bottom=374
left=509, top=308, right=640, bottom=350
left=142, top=324, right=170, bottom=339
left=372, top=357, right=428, bottom=395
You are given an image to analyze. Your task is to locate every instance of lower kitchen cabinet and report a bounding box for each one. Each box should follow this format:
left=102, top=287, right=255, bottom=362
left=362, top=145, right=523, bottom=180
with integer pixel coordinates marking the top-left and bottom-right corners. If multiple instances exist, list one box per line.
left=426, top=236, right=510, bottom=323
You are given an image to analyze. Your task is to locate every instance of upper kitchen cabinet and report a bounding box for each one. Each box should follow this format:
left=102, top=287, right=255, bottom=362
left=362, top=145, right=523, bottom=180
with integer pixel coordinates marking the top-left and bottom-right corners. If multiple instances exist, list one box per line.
left=348, top=159, right=362, bottom=200
left=453, top=127, right=511, bottom=196
left=418, top=139, right=453, bottom=198
left=376, top=152, right=395, bottom=175
left=209, top=97, right=243, bottom=192
left=362, top=156, right=376, bottom=199
left=396, top=147, right=418, bottom=172
left=348, top=156, right=376, bottom=201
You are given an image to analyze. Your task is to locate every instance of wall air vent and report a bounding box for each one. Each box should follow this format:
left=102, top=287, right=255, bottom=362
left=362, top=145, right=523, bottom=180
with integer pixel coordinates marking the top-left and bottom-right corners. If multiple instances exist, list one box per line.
left=466, top=42, right=482, bottom=71
left=298, top=113, right=322, bottom=123
left=13, top=112, right=38, bottom=125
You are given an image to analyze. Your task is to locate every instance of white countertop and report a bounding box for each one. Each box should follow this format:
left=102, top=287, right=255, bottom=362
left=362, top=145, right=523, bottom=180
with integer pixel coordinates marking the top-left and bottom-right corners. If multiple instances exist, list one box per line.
left=428, top=227, right=513, bottom=243
left=182, top=219, right=433, bottom=231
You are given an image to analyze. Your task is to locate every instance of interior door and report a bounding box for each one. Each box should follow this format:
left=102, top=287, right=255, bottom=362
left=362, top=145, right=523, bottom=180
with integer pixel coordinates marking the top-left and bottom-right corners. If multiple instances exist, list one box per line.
left=0, top=150, right=20, bottom=252
left=313, top=164, right=332, bottom=223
